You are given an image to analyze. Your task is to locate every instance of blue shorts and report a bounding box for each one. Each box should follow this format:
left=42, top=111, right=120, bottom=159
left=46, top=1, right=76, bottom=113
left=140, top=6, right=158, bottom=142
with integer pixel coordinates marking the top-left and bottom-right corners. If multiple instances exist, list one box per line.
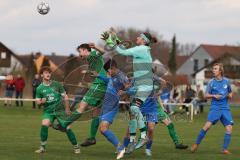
left=207, top=110, right=234, bottom=126
left=143, top=112, right=158, bottom=123
left=100, top=110, right=118, bottom=124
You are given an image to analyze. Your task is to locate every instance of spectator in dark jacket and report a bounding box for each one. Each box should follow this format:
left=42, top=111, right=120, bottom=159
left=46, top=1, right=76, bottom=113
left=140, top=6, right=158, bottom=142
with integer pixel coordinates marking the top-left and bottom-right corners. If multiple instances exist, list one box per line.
left=32, top=74, right=41, bottom=109
left=15, top=74, right=25, bottom=107
left=4, top=74, right=15, bottom=107
left=183, top=84, right=196, bottom=114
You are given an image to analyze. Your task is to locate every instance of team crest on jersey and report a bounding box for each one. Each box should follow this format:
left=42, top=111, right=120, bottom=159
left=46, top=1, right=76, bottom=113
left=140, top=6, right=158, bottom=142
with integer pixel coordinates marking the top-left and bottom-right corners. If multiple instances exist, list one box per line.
left=223, top=84, right=227, bottom=89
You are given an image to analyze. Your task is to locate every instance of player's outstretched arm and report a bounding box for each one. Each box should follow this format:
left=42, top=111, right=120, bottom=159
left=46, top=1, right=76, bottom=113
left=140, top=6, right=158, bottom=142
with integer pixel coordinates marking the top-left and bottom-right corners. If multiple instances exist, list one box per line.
left=89, top=43, right=105, bottom=55
left=97, top=74, right=110, bottom=84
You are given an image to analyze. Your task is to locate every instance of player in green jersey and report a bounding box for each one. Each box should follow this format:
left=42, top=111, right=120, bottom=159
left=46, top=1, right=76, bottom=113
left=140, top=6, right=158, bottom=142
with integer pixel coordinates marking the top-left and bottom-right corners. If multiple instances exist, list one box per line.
left=61, top=43, right=107, bottom=147
left=157, top=100, right=188, bottom=150
left=35, top=66, right=80, bottom=154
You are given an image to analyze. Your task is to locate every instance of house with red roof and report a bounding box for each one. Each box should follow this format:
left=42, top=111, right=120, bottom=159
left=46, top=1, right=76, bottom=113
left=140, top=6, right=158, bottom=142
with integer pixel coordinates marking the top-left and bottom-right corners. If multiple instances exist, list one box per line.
left=177, top=44, right=240, bottom=86
left=0, top=42, right=25, bottom=75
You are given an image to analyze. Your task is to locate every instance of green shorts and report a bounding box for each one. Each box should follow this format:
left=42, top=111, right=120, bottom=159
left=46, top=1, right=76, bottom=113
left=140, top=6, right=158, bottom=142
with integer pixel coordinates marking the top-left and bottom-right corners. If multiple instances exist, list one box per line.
left=42, top=111, right=56, bottom=123
left=42, top=102, right=66, bottom=125
left=81, top=83, right=106, bottom=107
left=157, top=103, right=170, bottom=122
left=42, top=111, right=67, bottom=127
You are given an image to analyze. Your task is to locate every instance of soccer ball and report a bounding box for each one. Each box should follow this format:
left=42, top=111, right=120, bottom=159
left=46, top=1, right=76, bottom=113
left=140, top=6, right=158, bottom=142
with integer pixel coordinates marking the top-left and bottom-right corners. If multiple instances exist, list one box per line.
left=37, top=2, right=50, bottom=15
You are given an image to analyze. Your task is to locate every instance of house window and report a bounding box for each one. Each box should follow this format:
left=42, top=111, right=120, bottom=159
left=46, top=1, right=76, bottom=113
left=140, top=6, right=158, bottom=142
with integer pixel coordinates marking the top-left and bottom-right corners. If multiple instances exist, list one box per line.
left=204, top=59, right=209, bottom=66
left=1, top=52, right=6, bottom=59
left=194, top=59, right=199, bottom=71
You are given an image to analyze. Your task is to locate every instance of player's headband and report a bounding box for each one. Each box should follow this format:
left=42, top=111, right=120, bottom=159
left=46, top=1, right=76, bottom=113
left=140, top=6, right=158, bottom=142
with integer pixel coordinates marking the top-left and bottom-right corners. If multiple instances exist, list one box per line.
left=140, top=33, right=150, bottom=44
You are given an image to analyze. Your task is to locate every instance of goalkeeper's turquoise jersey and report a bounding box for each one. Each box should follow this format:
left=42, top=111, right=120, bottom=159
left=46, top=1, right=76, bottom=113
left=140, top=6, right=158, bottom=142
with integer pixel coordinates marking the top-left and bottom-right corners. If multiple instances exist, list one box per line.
left=116, top=45, right=153, bottom=101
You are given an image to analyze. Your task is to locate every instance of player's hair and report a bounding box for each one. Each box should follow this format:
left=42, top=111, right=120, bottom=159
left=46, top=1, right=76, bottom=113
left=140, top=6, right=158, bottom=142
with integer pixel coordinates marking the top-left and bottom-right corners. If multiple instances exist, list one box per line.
left=212, top=63, right=224, bottom=76
left=39, top=66, right=52, bottom=75
left=77, top=43, right=91, bottom=52
left=143, top=32, right=158, bottom=46
left=104, top=59, right=118, bottom=71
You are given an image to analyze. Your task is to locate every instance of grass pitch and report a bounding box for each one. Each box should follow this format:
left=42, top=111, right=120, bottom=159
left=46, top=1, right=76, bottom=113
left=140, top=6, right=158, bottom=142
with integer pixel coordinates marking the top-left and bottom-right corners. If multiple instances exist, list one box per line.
left=0, top=102, right=239, bottom=160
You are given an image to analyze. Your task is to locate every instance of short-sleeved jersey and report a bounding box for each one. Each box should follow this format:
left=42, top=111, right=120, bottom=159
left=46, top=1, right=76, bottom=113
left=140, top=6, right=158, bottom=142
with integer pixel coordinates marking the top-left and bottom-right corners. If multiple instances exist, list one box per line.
left=106, top=70, right=128, bottom=96
left=206, top=77, right=232, bottom=110
left=87, top=50, right=106, bottom=85
left=160, top=88, right=171, bottom=101
left=36, top=80, right=65, bottom=112
left=100, top=70, right=128, bottom=114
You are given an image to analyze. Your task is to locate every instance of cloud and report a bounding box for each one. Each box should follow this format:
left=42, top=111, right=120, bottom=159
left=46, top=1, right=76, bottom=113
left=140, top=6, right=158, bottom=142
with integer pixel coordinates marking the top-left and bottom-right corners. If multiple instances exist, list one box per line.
left=0, top=0, right=239, bottom=55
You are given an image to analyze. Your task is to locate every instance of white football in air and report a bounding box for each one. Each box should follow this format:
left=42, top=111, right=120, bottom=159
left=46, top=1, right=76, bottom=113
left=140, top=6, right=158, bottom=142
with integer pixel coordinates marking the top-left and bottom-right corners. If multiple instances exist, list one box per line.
left=37, top=2, right=50, bottom=15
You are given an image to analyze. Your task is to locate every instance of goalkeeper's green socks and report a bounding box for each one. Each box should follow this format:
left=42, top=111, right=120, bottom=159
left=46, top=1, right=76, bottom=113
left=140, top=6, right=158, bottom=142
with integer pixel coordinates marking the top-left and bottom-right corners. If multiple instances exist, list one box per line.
left=66, top=129, right=78, bottom=145
left=167, top=123, right=180, bottom=145
left=129, top=119, right=137, bottom=142
left=89, top=117, right=100, bottom=139
left=40, top=125, right=48, bottom=149
left=130, top=105, right=147, bottom=139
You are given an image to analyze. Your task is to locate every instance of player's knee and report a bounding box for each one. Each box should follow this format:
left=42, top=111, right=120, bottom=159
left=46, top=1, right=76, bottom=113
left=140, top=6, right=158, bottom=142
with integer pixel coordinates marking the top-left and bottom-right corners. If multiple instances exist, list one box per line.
left=225, top=125, right=232, bottom=134
left=99, top=124, right=108, bottom=133
left=163, top=119, right=171, bottom=126
left=66, top=125, right=71, bottom=130
left=203, top=121, right=212, bottom=131
left=42, top=119, right=51, bottom=126
left=100, top=127, right=107, bottom=134
left=148, top=126, right=154, bottom=133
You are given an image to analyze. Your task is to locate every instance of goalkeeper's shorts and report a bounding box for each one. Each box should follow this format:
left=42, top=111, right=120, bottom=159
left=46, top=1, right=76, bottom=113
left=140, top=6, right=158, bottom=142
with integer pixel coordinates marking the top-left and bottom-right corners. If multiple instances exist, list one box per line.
left=81, top=83, right=106, bottom=107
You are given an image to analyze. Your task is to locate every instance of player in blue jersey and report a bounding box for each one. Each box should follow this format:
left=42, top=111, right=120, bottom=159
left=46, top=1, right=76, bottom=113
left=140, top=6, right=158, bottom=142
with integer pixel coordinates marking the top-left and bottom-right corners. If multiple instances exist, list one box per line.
left=191, top=63, right=233, bottom=154
left=122, top=73, right=188, bottom=156
left=97, top=59, right=129, bottom=159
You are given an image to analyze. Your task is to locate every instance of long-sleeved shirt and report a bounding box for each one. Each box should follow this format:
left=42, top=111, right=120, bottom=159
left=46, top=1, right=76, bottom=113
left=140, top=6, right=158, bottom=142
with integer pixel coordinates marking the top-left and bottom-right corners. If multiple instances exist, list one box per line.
left=115, top=45, right=153, bottom=101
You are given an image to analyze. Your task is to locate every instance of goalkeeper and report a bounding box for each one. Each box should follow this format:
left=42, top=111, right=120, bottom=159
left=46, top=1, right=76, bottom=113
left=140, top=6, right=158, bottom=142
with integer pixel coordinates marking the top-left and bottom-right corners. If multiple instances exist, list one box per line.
left=102, top=29, right=157, bottom=149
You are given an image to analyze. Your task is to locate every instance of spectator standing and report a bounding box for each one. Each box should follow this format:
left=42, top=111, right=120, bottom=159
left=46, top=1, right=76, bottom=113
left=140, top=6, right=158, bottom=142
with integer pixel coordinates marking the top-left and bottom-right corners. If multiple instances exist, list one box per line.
left=4, top=74, right=15, bottom=106
left=171, top=86, right=180, bottom=102
left=15, top=74, right=25, bottom=107
left=32, top=74, right=41, bottom=109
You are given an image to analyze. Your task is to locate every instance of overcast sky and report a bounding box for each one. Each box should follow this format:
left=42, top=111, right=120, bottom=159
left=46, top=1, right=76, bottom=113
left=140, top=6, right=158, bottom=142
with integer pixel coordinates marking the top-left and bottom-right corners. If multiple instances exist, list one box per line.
left=0, top=0, right=239, bottom=55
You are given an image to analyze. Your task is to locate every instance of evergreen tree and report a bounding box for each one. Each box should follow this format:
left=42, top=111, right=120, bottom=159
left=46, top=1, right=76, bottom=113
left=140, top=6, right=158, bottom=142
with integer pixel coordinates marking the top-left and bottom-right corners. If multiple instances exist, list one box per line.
left=168, top=34, right=177, bottom=75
